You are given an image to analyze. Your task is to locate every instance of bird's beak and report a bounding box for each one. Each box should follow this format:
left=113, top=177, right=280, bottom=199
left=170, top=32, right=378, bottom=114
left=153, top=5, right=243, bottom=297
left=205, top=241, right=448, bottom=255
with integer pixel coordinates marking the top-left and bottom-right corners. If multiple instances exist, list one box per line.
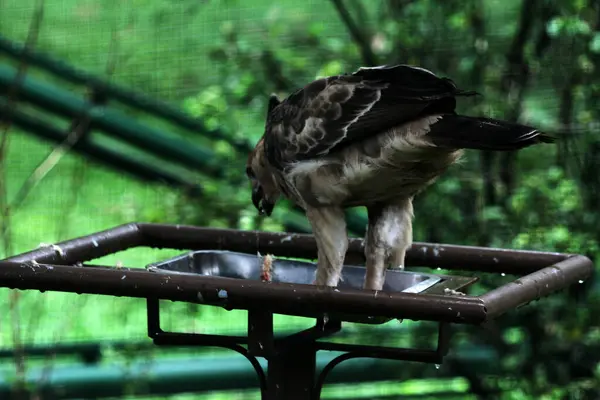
left=262, top=199, right=275, bottom=217
left=252, top=185, right=263, bottom=212
left=252, top=185, right=275, bottom=217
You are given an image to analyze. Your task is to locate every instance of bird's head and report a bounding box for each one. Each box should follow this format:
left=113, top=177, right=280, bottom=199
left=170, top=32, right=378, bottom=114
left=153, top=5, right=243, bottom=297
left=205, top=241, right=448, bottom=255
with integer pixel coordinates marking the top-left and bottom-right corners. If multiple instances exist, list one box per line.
left=246, top=138, right=280, bottom=217
left=246, top=94, right=283, bottom=217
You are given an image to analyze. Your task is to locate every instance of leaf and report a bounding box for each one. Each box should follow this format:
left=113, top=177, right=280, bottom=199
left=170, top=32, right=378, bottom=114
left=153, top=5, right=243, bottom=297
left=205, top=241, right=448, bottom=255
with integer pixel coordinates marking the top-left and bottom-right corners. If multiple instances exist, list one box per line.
left=549, top=225, right=570, bottom=245
left=316, top=60, right=343, bottom=79
left=590, top=33, right=600, bottom=54
left=448, top=11, right=468, bottom=30
left=547, top=17, right=564, bottom=38
left=482, top=206, right=505, bottom=222
left=548, top=16, right=592, bottom=38
left=569, top=18, right=591, bottom=36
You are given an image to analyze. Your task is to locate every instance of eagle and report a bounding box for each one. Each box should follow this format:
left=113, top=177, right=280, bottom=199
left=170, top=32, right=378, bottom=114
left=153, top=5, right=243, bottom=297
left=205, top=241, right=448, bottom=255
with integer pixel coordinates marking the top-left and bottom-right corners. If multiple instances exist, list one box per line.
left=246, top=64, right=553, bottom=291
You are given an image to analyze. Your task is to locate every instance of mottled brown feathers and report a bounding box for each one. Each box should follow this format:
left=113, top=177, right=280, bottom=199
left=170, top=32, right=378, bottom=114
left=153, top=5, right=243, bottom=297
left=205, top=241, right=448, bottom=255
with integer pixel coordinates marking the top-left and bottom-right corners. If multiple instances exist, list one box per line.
left=262, top=65, right=476, bottom=171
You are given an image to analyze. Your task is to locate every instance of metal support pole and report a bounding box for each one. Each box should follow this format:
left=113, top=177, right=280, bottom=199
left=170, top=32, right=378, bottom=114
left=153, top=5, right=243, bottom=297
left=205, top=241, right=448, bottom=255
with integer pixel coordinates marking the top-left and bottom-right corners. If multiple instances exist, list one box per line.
left=246, top=310, right=339, bottom=400
left=267, top=343, right=317, bottom=400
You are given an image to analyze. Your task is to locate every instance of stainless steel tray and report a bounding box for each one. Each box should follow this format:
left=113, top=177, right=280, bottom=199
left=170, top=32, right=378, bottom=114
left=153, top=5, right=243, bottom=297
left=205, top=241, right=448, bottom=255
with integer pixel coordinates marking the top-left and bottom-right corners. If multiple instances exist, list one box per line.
left=147, top=250, right=443, bottom=295
left=146, top=250, right=480, bottom=325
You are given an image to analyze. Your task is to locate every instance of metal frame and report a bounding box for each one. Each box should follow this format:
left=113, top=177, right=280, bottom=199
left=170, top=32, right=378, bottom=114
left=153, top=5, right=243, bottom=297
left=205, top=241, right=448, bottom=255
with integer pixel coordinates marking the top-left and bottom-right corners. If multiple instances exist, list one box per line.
left=0, top=223, right=594, bottom=399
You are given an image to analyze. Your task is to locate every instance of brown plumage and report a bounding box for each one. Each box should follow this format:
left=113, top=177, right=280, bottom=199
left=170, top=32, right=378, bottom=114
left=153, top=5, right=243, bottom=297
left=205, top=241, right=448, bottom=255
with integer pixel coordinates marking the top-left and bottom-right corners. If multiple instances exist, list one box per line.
left=246, top=64, right=554, bottom=291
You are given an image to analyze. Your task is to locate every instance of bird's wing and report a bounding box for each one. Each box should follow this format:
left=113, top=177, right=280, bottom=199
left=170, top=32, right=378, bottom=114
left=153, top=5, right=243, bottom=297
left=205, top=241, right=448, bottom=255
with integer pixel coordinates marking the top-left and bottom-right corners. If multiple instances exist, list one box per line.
left=263, top=64, right=477, bottom=169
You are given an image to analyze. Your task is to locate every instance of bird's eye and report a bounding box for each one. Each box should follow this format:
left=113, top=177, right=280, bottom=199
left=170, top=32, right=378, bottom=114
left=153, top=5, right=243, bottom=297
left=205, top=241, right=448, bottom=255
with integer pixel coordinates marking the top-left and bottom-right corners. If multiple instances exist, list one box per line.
left=246, top=167, right=255, bottom=179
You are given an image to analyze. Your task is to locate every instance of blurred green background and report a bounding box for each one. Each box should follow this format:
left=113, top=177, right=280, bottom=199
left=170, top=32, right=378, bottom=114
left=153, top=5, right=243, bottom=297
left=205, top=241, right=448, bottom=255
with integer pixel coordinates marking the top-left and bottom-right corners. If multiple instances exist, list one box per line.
left=0, top=0, right=599, bottom=399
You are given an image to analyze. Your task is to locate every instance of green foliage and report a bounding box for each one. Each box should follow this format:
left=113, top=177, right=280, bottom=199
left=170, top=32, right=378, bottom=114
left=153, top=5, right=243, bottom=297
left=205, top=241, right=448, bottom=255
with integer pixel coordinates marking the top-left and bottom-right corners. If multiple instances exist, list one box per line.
left=547, top=16, right=592, bottom=38
left=508, top=167, right=598, bottom=255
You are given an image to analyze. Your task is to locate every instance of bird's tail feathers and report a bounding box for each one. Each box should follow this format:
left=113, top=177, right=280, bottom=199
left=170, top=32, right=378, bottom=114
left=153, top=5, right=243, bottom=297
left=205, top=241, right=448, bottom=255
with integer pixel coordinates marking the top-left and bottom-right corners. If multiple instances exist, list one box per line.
left=452, top=87, right=481, bottom=97
left=427, top=115, right=555, bottom=151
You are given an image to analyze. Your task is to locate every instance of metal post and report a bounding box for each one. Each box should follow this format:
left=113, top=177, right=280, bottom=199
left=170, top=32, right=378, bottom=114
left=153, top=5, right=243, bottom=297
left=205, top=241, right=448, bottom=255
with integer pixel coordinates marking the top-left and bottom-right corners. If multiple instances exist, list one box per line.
left=246, top=310, right=329, bottom=400
left=267, top=344, right=317, bottom=400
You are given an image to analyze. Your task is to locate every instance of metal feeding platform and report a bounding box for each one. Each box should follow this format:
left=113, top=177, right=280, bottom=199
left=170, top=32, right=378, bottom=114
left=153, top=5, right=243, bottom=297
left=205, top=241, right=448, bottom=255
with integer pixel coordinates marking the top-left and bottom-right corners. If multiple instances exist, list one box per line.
left=0, top=223, right=594, bottom=400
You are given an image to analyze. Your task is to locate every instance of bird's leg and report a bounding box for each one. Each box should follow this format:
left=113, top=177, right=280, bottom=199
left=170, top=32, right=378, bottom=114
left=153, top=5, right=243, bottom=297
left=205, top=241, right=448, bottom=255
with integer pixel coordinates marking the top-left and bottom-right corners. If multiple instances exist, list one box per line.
left=305, top=206, right=348, bottom=287
left=363, top=198, right=413, bottom=291
left=387, top=199, right=413, bottom=272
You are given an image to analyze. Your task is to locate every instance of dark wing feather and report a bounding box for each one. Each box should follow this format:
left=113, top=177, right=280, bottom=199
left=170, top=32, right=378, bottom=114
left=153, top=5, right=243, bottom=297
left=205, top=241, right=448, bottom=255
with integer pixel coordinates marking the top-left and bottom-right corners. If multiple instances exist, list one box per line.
left=263, top=64, right=477, bottom=169
left=426, top=115, right=555, bottom=151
